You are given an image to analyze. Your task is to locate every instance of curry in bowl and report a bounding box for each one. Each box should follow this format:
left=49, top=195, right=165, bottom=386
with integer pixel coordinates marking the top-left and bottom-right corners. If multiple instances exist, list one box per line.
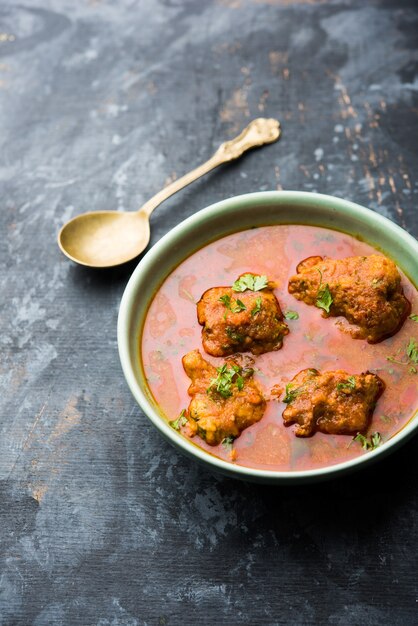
left=141, top=224, right=418, bottom=472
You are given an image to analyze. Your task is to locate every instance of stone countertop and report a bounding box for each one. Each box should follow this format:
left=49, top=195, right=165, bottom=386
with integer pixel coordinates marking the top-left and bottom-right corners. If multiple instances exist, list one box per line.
left=1, top=1, right=417, bottom=625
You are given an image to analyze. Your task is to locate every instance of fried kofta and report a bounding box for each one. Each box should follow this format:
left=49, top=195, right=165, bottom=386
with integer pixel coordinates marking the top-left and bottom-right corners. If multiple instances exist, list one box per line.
left=197, top=273, right=288, bottom=356
left=282, top=368, right=385, bottom=437
left=288, top=255, right=410, bottom=343
left=182, top=349, right=266, bottom=446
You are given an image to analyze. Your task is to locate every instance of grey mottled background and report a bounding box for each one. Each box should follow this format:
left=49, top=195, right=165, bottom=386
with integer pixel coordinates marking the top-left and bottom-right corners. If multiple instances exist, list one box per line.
left=1, top=1, right=418, bottom=625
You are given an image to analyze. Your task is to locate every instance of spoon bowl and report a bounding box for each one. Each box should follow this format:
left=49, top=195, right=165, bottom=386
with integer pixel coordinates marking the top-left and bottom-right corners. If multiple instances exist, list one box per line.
left=58, top=211, right=150, bottom=268
left=57, top=118, right=281, bottom=268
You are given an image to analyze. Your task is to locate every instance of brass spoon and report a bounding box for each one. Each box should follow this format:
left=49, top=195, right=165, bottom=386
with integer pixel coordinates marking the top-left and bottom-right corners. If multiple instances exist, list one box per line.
left=58, top=118, right=281, bottom=268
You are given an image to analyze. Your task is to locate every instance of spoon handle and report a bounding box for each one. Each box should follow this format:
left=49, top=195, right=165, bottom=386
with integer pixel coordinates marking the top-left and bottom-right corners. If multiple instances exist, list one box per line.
left=140, top=118, right=281, bottom=217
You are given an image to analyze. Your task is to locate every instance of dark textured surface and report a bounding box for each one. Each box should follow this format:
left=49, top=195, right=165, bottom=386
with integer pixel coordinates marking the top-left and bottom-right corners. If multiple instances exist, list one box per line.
left=1, top=1, right=418, bottom=625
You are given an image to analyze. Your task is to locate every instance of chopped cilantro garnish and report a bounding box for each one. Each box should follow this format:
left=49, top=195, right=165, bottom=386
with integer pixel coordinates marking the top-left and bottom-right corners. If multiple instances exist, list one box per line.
left=315, top=268, right=333, bottom=314
left=371, top=433, right=382, bottom=448
left=232, top=273, right=268, bottom=292
left=284, top=310, right=299, bottom=320
left=251, top=296, right=262, bottom=317
left=219, top=294, right=246, bottom=316
left=316, top=284, right=333, bottom=313
left=219, top=294, right=231, bottom=308
left=406, top=337, right=418, bottom=364
left=387, top=337, right=418, bottom=372
left=208, top=364, right=234, bottom=398
left=222, top=436, right=235, bottom=450
left=282, top=383, right=302, bottom=404
left=253, top=275, right=269, bottom=291
left=409, top=314, right=418, bottom=322
left=353, top=432, right=382, bottom=451
left=219, top=294, right=231, bottom=319
left=207, top=364, right=245, bottom=398
left=336, top=376, right=356, bottom=391
left=233, top=299, right=247, bottom=313
left=236, top=374, right=244, bottom=390
left=169, top=409, right=187, bottom=431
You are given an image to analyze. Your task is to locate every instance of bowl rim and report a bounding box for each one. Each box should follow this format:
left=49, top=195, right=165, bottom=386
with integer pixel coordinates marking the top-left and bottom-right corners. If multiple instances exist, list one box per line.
left=118, top=190, right=418, bottom=483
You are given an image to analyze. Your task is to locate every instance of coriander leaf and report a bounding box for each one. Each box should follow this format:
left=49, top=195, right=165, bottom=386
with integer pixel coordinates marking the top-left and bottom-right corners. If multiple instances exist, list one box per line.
left=284, top=310, right=299, bottom=320
left=371, top=432, right=382, bottom=449
left=169, top=409, right=187, bottom=431
left=336, top=376, right=356, bottom=391
left=316, top=284, right=333, bottom=313
left=353, top=432, right=369, bottom=450
left=406, top=337, right=418, bottom=364
left=409, top=314, right=418, bottom=322
left=232, top=274, right=255, bottom=292
left=229, top=365, right=245, bottom=390
left=232, top=273, right=268, bottom=292
left=219, top=294, right=232, bottom=319
left=222, top=436, right=235, bottom=450
left=232, top=299, right=247, bottom=313
left=251, top=296, right=262, bottom=317
left=386, top=338, right=418, bottom=372
left=282, top=383, right=302, bottom=404
left=220, top=294, right=247, bottom=316
left=253, top=275, right=269, bottom=291
left=353, top=431, right=382, bottom=451
left=219, top=294, right=232, bottom=309
left=207, top=364, right=244, bottom=398
left=208, top=365, right=233, bottom=399
left=315, top=267, right=333, bottom=314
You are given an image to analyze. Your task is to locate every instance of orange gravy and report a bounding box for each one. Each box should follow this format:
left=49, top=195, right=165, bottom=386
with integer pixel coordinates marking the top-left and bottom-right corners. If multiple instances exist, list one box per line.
left=141, top=225, right=418, bottom=471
